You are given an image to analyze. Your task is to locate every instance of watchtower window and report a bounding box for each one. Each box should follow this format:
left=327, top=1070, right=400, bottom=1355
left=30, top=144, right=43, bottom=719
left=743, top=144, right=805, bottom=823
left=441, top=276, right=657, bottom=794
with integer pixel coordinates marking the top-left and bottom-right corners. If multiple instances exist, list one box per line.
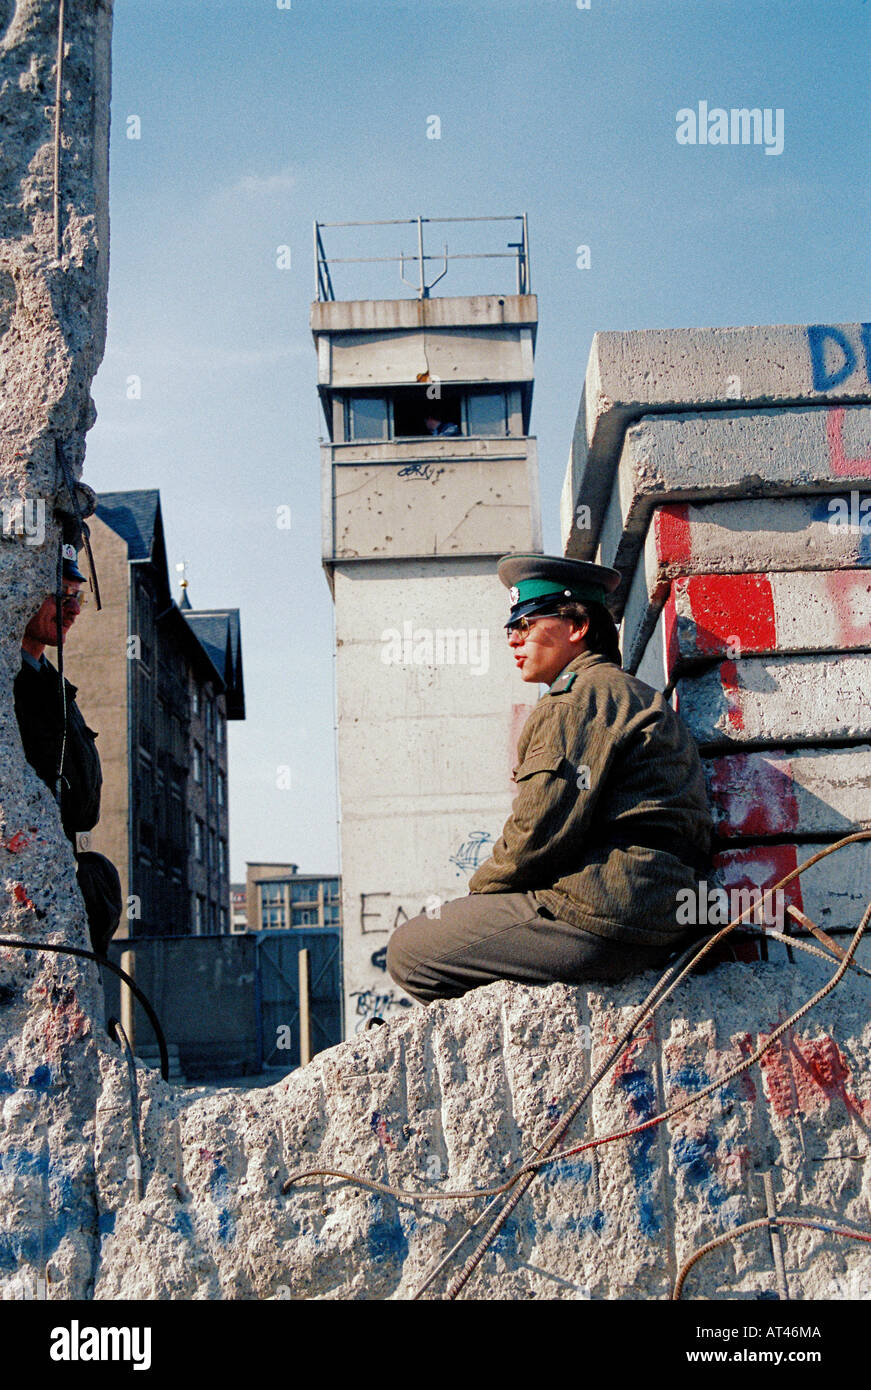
left=393, top=390, right=462, bottom=439
left=467, top=389, right=508, bottom=437
left=341, top=386, right=513, bottom=442
left=346, top=395, right=389, bottom=441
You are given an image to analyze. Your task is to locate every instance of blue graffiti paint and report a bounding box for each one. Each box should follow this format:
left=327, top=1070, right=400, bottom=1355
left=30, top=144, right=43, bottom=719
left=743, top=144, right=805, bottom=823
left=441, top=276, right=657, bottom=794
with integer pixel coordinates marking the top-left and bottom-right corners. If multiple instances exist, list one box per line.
left=545, top=1208, right=606, bottom=1239
left=666, top=1064, right=711, bottom=1093
left=616, top=1070, right=660, bottom=1238
left=541, top=1157, right=593, bottom=1186
left=26, top=1065, right=52, bottom=1092
left=98, top=1211, right=116, bottom=1235
left=0, top=1148, right=91, bottom=1269
left=173, top=1210, right=193, bottom=1238
left=672, top=1130, right=729, bottom=1212
left=208, top=1163, right=235, bottom=1243
left=0, top=985, right=15, bottom=1007
left=808, top=325, right=859, bottom=391
left=367, top=1216, right=408, bottom=1266
left=0, top=1071, right=16, bottom=1094
left=807, top=324, right=871, bottom=391
left=489, top=1214, right=521, bottom=1258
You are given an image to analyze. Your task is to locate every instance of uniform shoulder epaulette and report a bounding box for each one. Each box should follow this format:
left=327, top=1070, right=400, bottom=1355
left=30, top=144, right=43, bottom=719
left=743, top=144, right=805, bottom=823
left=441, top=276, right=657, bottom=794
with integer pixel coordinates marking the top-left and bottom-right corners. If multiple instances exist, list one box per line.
left=548, top=671, right=577, bottom=696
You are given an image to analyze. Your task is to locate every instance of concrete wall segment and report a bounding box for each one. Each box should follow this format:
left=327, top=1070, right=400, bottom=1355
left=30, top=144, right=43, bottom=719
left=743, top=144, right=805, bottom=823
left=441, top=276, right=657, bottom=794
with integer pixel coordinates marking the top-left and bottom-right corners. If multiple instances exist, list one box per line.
left=591, top=405, right=871, bottom=605
left=622, top=500, right=866, bottom=672
left=703, top=747, right=871, bottom=841
left=625, top=561, right=871, bottom=677
left=0, top=0, right=114, bottom=1301
left=89, top=969, right=871, bottom=1300
left=674, top=652, right=870, bottom=750
left=563, top=326, right=871, bottom=558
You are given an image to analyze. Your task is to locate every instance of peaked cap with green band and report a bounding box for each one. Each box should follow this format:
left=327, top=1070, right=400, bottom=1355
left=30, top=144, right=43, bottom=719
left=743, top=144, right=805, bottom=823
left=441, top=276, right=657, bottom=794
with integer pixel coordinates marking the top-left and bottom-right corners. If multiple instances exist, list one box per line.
left=497, top=553, right=621, bottom=626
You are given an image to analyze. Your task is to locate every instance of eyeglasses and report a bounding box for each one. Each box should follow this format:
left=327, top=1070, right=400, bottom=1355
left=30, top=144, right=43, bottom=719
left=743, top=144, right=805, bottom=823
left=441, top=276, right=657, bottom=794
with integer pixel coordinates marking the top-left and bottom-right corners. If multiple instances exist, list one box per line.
left=505, top=613, right=560, bottom=638
left=50, top=588, right=88, bottom=608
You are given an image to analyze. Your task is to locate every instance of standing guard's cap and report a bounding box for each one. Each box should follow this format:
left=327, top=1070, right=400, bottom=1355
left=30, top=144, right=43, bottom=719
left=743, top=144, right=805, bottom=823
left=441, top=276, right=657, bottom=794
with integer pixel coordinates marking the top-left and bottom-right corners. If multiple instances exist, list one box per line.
left=61, top=543, right=87, bottom=583
left=497, top=553, right=621, bottom=626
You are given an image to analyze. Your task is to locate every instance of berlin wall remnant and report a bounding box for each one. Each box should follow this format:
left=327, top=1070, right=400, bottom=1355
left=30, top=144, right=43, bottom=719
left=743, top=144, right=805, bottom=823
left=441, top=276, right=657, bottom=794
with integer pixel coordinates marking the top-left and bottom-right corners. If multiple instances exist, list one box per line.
left=0, top=0, right=113, bottom=1298
left=91, top=969, right=871, bottom=1300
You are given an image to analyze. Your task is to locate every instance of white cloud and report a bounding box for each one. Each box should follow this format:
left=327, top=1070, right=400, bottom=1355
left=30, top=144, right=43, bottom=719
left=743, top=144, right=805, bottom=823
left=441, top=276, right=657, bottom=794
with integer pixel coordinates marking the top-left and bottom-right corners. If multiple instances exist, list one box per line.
left=218, top=165, right=298, bottom=201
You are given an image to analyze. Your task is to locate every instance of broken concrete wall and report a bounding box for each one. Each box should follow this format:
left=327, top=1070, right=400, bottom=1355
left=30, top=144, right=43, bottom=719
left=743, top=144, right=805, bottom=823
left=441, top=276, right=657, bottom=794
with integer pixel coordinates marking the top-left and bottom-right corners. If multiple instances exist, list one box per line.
left=91, top=969, right=871, bottom=1300
left=0, top=0, right=112, bottom=1297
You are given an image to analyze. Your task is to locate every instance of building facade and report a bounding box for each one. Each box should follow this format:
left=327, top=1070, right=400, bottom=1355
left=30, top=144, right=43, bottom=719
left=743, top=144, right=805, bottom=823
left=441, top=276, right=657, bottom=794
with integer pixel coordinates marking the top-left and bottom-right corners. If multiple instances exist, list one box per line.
left=63, top=489, right=245, bottom=937
left=245, top=862, right=342, bottom=932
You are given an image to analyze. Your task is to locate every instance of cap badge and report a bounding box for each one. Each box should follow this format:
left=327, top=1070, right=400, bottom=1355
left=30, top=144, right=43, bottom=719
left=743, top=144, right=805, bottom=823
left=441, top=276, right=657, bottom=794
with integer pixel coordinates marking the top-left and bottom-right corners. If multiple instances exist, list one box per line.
left=509, top=586, right=519, bottom=605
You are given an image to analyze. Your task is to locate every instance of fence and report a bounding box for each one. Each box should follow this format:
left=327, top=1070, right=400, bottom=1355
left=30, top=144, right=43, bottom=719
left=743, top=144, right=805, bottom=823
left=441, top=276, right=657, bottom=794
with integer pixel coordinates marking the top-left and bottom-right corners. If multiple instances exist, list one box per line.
left=104, top=928, right=343, bottom=1081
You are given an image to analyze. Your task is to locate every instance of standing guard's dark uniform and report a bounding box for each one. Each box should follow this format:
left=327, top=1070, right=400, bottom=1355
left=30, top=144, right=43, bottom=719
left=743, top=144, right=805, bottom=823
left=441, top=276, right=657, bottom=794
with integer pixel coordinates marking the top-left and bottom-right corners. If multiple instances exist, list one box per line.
left=14, top=655, right=122, bottom=956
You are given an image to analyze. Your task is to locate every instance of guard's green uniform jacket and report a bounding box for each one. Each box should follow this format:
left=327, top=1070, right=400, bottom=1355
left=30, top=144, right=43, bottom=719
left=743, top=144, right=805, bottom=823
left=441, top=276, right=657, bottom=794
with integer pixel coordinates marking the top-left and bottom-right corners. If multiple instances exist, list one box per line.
left=468, top=651, right=712, bottom=948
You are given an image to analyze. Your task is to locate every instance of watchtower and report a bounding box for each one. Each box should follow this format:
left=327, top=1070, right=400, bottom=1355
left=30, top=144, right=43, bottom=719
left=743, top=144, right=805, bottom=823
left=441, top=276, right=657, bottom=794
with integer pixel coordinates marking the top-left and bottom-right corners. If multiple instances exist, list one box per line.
left=311, top=216, right=542, bottom=1033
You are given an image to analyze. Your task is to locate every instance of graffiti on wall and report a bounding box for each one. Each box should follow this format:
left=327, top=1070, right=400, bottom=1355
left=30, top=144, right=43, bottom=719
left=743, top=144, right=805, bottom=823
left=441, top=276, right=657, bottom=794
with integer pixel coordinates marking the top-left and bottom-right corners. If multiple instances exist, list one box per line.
left=807, top=324, right=871, bottom=393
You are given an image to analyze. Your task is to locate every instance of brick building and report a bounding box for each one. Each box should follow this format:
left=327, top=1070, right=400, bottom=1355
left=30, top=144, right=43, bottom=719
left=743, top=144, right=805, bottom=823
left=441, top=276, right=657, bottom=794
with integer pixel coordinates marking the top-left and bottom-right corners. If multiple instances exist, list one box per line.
left=63, top=489, right=245, bottom=936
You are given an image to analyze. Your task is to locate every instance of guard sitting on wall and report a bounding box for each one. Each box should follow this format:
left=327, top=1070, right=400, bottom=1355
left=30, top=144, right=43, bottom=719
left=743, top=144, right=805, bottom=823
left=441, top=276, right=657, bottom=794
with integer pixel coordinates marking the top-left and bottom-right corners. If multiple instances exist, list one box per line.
left=387, top=553, right=713, bottom=1003
left=14, top=516, right=122, bottom=957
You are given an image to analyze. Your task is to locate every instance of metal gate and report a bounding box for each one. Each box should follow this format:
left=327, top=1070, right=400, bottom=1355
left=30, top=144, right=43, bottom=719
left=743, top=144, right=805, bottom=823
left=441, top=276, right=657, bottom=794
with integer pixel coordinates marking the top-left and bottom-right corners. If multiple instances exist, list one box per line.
left=255, top=928, right=343, bottom=1070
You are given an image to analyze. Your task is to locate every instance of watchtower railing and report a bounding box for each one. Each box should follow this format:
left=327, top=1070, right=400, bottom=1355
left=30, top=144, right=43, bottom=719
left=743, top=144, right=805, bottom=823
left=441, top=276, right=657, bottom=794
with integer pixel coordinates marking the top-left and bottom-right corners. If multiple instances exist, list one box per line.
left=313, top=214, right=531, bottom=302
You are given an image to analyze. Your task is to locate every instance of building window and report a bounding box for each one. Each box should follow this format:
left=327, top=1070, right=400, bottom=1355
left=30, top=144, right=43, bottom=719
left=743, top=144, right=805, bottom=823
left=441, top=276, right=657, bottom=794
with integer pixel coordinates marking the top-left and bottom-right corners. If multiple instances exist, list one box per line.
left=323, top=902, right=341, bottom=924
left=216, top=713, right=224, bottom=746
left=194, top=818, right=204, bottom=862
left=217, top=770, right=226, bottom=807
left=206, top=698, right=214, bottom=735
left=292, top=907, right=319, bottom=927
left=208, top=829, right=216, bottom=872
left=260, top=882, right=286, bottom=930
left=192, top=684, right=201, bottom=716
left=218, top=839, right=226, bottom=877
left=220, top=906, right=228, bottom=934
left=195, top=895, right=204, bottom=934
left=193, top=743, right=203, bottom=783
left=292, top=881, right=319, bottom=903
left=325, top=878, right=340, bottom=902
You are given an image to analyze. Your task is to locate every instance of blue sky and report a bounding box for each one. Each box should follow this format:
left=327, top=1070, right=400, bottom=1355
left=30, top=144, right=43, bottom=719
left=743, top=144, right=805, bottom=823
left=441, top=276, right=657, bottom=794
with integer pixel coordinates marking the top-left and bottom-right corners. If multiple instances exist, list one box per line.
left=84, top=0, right=871, bottom=879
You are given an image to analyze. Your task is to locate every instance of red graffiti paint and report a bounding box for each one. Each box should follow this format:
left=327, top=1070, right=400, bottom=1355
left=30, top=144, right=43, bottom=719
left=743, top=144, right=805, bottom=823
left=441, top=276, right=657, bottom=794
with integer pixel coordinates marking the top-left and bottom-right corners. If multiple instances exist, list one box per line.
left=713, top=842, right=804, bottom=920
left=655, top=504, right=692, bottom=564
left=613, top=1018, right=654, bottom=1083
left=682, top=575, right=777, bottom=656
left=731, top=1034, right=758, bottom=1101
left=11, top=883, right=34, bottom=910
left=823, top=570, right=871, bottom=650
left=662, top=587, right=680, bottom=676
left=708, top=753, right=800, bottom=838
left=4, top=832, right=30, bottom=854
left=759, top=1031, right=869, bottom=1121
left=718, top=660, right=745, bottom=733
left=826, top=406, right=871, bottom=478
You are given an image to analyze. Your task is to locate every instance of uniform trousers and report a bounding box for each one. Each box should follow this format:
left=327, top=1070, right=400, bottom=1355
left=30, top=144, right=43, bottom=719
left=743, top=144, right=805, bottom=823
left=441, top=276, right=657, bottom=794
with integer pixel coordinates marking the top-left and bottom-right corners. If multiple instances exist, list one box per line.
left=387, top=891, right=684, bottom=1005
